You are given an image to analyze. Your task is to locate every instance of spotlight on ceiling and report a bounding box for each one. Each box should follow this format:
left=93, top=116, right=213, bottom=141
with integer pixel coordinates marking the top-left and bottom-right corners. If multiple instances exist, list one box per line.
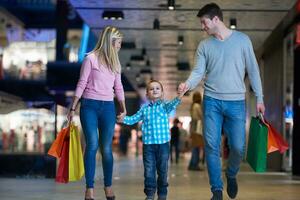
left=178, top=35, right=184, bottom=45
left=136, top=74, right=141, bottom=82
left=146, top=59, right=150, bottom=66
left=177, top=62, right=190, bottom=71
left=230, top=18, right=237, bottom=29
left=102, top=11, right=124, bottom=20
left=168, top=0, right=175, bottom=10
left=142, top=48, right=147, bottom=56
left=126, top=63, right=131, bottom=70
left=153, top=18, right=160, bottom=30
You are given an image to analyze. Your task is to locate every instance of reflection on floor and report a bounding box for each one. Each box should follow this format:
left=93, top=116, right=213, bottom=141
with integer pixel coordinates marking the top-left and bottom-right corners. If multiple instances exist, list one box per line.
left=0, top=155, right=300, bottom=200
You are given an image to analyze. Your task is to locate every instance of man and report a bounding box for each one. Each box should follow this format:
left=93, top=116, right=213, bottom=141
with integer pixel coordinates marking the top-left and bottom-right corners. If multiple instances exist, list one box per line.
left=178, top=3, right=265, bottom=200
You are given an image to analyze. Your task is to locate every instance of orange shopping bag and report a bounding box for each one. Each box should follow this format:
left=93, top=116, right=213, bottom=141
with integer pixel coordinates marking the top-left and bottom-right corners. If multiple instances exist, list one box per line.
left=265, top=120, right=289, bottom=154
left=48, top=126, right=70, bottom=158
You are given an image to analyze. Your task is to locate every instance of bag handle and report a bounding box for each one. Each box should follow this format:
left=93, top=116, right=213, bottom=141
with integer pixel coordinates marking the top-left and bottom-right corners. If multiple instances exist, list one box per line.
left=257, top=112, right=265, bottom=122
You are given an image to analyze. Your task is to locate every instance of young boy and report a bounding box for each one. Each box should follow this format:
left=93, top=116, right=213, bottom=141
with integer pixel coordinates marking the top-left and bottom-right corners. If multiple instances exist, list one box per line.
left=117, top=80, right=183, bottom=200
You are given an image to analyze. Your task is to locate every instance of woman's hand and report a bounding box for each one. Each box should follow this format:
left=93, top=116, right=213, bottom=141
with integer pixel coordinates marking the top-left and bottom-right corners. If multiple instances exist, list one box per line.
left=117, top=111, right=126, bottom=123
left=67, top=109, right=75, bottom=122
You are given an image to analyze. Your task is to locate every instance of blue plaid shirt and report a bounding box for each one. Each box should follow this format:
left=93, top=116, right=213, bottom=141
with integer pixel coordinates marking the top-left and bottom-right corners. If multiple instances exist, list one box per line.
left=123, top=97, right=181, bottom=144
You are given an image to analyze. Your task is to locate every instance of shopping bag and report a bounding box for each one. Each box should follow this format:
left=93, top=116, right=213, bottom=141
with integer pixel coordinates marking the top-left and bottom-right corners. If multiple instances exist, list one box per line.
left=246, top=116, right=268, bottom=172
left=265, top=120, right=289, bottom=154
left=267, top=125, right=279, bottom=153
left=48, top=126, right=70, bottom=158
left=195, top=120, right=203, bottom=135
left=55, top=133, right=70, bottom=183
left=68, top=124, right=84, bottom=181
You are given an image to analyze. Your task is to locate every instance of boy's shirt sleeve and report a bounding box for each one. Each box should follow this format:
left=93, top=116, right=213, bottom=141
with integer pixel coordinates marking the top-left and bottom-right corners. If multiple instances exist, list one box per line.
left=123, top=107, right=144, bottom=125
left=163, top=97, right=181, bottom=114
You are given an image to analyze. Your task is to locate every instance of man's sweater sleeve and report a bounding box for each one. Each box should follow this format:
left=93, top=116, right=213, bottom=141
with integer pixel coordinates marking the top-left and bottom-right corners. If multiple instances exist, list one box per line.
left=186, top=42, right=207, bottom=90
left=244, top=36, right=264, bottom=103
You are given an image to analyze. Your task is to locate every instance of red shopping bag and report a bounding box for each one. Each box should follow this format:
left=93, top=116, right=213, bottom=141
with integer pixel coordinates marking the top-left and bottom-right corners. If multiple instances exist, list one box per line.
left=48, top=126, right=70, bottom=158
left=265, top=120, right=289, bottom=154
left=55, top=133, right=70, bottom=183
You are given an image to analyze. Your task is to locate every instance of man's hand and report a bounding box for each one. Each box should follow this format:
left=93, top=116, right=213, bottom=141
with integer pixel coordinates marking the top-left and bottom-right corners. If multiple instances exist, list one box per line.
left=178, top=82, right=190, bottom=97
left=256, top=103, right=265, bottom=115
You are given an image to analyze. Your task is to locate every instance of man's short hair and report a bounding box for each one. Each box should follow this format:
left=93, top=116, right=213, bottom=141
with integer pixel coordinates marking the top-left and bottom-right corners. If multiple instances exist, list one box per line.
left=197, top=3, right=223, bottom=21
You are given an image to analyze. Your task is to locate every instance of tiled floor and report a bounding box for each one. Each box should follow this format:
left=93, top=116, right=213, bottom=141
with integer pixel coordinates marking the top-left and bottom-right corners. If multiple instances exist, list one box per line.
left=1, top=155, right=300, bottom=200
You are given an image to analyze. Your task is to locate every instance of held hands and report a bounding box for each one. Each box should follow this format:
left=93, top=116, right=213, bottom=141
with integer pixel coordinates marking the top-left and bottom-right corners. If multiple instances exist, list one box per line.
left=177, top=82, right=190, bottom=98
left=117, top=111, right=126, bottom=123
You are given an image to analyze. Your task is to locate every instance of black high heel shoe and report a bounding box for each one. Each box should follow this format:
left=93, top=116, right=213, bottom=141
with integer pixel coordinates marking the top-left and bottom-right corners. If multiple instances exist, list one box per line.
left=104, top=187, right=115, bottom=200
left=106, top=196, right=115, bottom=200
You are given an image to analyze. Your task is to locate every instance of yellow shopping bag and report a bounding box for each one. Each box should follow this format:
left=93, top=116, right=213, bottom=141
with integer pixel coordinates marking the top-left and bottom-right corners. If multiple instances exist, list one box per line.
left=68, top=123, right=85, bottom=181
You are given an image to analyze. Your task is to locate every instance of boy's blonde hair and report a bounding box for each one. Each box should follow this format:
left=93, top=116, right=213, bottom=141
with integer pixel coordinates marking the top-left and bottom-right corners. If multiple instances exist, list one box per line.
left=89, top=26, right=123, bottom=73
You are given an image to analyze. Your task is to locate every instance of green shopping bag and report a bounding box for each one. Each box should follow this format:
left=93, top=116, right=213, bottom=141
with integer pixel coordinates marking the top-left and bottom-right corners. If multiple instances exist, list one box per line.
left=246, top=116, right=268, bottom=172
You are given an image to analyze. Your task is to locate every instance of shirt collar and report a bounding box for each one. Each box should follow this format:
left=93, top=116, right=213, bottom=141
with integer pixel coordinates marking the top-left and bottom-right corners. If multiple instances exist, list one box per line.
left=149, top=99, right=162, bottom=106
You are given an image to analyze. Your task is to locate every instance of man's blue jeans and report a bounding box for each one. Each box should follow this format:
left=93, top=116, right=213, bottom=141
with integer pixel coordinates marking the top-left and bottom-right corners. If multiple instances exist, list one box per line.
left=80, top=98, right=116, bottom=188
left=143, top=142, right=170, bottom=198
left=203, top=96, right=246, bottom=192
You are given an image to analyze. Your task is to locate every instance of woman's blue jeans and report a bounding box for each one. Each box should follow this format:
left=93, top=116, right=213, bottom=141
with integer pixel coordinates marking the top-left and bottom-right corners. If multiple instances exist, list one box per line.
left=80, top=98, right=116, bottom=188
left=203, top=96, right=246, bottom=192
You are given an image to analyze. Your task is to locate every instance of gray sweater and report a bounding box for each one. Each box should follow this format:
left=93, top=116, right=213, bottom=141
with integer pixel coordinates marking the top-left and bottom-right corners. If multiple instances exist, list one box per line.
left=186, top=31, right=263, bottom=103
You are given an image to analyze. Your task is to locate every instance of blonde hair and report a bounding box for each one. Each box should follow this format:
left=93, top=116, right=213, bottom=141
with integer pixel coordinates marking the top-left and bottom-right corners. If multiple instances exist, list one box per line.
left=89, top=26, right=123, bottom=73
left=190, top=91, right=202, bottom=113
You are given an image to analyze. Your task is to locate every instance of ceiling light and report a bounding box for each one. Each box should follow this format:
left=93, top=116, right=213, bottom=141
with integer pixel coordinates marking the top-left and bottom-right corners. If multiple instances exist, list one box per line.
left=136, top=74, right=141, bottom=82
left=102, top=11, right=124, bottom=20
left=168, top=0, right=175, bottom=10
left=142, top=48, right=146, bottom=56
left=140, top=69, right=152, bottom=74
left=178, top=35, right=184, bottom=45
left=146, top=60, right=150, bottom=66
left=177, top=62, right=190, bottom=71
left=153, top=18, right=160, bottom=30
left=230, top=18, right=237, bottom=29
left=126, top=63, right=131, bottom=70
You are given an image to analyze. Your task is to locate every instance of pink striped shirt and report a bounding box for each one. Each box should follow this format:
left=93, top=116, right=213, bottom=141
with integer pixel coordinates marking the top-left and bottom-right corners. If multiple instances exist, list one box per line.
left=74, top=53, right=125, bottom=101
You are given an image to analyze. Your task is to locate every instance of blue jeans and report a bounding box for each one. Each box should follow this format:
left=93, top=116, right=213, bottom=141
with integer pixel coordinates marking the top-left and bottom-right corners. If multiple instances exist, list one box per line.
left=170, top=141, right=179, bottom=163
left=203, top=96, right=246, bottom=192
left=143, top=142, right=170, bottom=198
left=80, top=98, right=116, bottom=188
left=188, top=147, right=200, bottom=168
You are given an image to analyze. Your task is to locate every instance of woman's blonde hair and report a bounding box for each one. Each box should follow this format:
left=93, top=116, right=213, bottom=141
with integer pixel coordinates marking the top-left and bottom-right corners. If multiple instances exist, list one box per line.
left=190, top=91, right=202, bottom=113
left=89, top=26, right=123, bottom=73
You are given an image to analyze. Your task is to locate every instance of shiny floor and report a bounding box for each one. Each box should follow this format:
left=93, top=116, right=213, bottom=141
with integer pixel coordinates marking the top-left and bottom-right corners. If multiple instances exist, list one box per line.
left=1, top=155, right=300, bottom=200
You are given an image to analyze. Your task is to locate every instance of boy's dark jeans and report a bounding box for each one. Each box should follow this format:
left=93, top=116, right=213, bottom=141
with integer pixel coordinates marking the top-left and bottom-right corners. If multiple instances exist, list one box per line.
left=143, top=142, right=170, bottom=198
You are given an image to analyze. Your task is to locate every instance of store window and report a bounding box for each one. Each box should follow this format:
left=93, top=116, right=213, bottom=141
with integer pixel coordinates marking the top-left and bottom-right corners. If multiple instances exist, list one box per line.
left=0, top=108, right=55, bottom=154
left=1, top=40, right=55, bottom=80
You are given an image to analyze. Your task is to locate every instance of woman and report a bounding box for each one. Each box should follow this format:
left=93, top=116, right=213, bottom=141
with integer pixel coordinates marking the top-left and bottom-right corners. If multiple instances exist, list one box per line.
left=68, top=26, right=126, bottom=200
left=188, top=91, right=205, bottom=171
